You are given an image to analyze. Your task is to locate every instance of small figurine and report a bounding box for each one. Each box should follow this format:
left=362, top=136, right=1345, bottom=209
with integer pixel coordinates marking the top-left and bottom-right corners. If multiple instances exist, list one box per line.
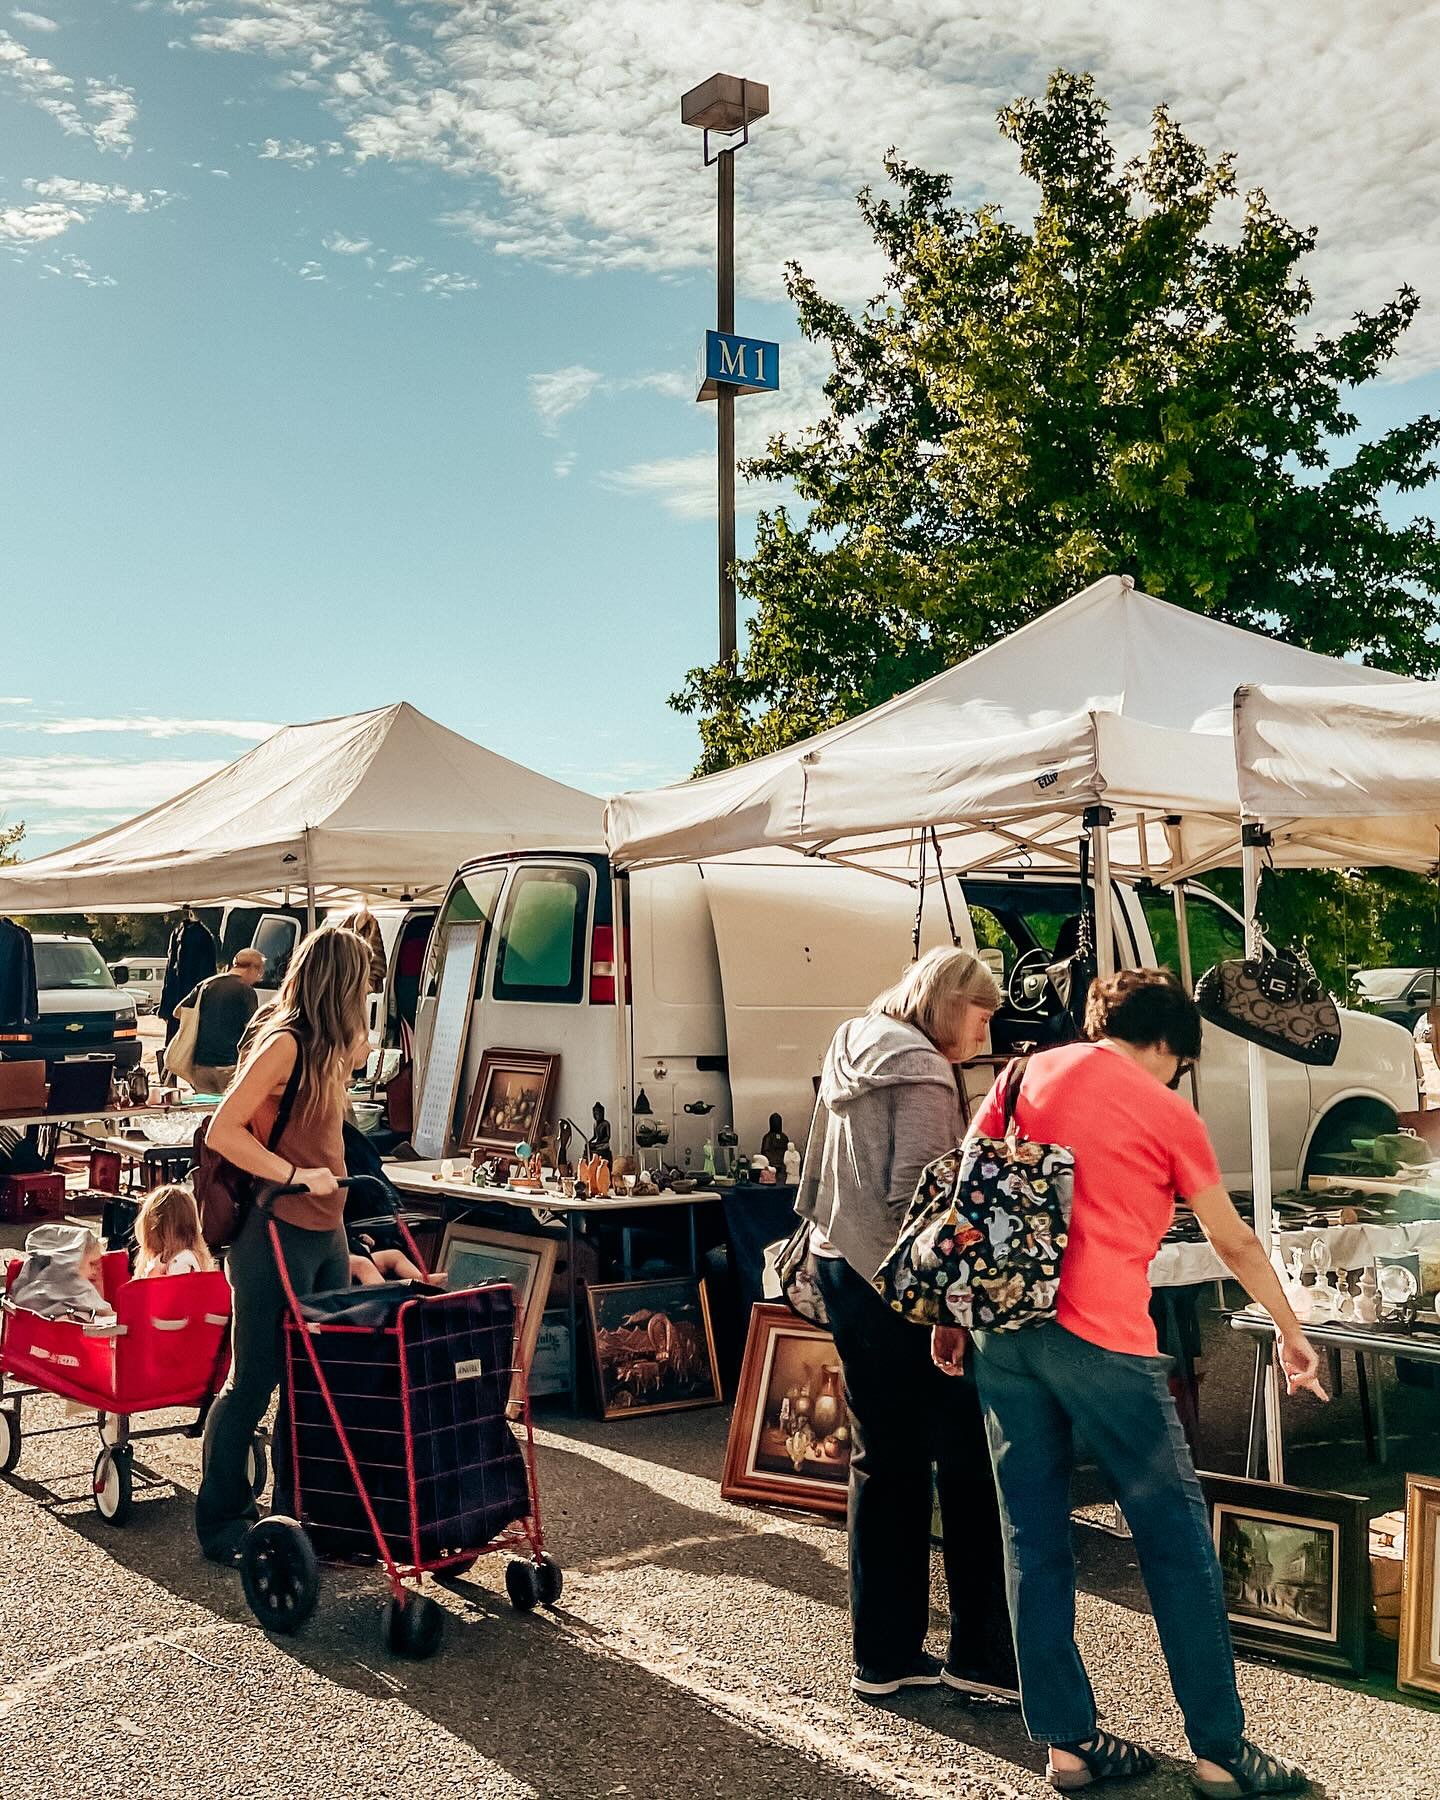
left=702, top=1139, right=716, bottom=1179
left=588, top=1101, right=613, bottom=1167
left=783, top=1142, right=801, bottom=1185
left=753, top=1154, right=776, bottom=1186
left=1355, top=1265, right=1379, bottom=1325
left=760, top=1113, right=789, bottom=1168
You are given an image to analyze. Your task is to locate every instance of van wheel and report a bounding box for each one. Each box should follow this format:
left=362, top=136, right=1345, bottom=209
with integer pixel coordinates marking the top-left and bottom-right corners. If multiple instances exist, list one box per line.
left=1303, top=1101, right=1397, bottom=1185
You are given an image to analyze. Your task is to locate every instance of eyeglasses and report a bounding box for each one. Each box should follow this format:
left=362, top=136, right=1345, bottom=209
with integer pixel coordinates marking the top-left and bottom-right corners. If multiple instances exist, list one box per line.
left=1166, top=1059, right=1195, bottom=1091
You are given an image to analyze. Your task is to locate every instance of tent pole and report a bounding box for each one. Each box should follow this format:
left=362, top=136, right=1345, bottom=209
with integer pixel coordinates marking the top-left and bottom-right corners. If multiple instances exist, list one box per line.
left=613, top=871, right=633, bottom=1159
left=1172, top=880, right=1203, bottom=1112
left=1086, top=806, right=1116, bottom=979
left=303, top=826, right=317, bottom=933
left=1243, top=825, right=1284, bottom=1481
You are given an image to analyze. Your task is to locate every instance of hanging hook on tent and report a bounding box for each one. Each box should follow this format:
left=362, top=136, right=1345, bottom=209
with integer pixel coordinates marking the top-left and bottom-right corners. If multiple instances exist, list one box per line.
left=929, top=828, right=962, bottom=948
left=910, top=828, right=929, bottom=963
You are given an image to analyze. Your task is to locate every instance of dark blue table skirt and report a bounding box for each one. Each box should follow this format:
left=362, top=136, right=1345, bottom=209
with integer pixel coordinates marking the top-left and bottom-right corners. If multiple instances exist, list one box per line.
left=721, top=1183, right=800, bottom=1317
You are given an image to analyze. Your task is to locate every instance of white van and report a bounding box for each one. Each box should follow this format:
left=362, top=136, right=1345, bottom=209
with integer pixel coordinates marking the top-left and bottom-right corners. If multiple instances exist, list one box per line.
left=411, top=851, right=1418, bottom=1189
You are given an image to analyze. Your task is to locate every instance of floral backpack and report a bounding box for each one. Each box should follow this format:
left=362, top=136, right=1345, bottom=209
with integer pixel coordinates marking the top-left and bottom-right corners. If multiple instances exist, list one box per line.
left=874, top=1058, right=1074, bottom=1332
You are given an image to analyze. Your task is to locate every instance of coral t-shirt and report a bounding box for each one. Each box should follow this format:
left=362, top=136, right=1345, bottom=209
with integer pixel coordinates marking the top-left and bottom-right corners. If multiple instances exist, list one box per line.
left=971, top=1041, right=1221, bottom=1357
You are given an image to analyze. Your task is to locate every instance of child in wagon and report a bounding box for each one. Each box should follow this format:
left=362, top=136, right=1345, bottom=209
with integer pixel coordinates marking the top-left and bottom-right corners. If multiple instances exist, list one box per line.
left=133, top=1184, right=214, bottom=1279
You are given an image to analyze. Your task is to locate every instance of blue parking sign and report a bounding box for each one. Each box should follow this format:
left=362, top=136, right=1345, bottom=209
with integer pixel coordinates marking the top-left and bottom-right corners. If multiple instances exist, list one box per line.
left=696, top=330, right=780, bottom=400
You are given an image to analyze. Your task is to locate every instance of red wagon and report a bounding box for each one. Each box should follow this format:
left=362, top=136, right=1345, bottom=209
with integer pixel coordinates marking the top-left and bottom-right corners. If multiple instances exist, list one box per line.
left=238, top=1185, right=559, bottom=1660
left=0, top=1252, right=265, bottom=1522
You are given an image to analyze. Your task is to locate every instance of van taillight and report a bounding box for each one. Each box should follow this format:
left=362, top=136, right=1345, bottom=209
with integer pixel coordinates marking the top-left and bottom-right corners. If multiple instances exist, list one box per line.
left=590, top=924, right=631, bottom=1005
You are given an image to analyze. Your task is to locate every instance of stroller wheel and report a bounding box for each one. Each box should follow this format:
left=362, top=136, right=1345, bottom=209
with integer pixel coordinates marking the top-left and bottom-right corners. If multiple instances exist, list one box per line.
left=92, top=1447, right=133, bottom=1526
left=0, top=1405, right=20, bottom=1475
left=535, top=1554, right=563, bottom=1607
left=241, top=1517, right=318, bottom=1635
left=383, top=1590, right=443, bottom=1660
left=245, top=1434, right=269, bottom=1500
left=505, top=1557, right=541, bottom=1612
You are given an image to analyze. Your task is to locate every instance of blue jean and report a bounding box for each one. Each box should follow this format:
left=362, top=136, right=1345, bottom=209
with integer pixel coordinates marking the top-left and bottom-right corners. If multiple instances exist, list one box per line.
left=972, top=1322, right=1244, bottom=1759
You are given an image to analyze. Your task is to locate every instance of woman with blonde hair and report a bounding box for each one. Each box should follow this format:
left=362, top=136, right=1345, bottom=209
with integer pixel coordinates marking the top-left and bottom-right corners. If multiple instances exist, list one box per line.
left=194, top=924, right=372, bottom=1564
left=797, top=946, right=1017, bottom=1702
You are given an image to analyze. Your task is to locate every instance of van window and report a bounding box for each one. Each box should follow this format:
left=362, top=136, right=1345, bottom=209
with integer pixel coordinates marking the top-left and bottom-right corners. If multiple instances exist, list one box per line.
left=494, top=867, right=589, bottom=1004
left=252, top=915, right=299, bottom=987
left=35, top=941, right=114, bottom=990
left=966, top=880, right=1129, bottom=982
left=1142, top=888, right=1246, bottom=989
left=425, top=869, right=505, bottom=1001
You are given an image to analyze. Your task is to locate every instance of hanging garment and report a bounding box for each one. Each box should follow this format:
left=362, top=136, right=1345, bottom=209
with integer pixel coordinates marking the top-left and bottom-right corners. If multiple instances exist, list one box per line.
left=0, top=920, right=38, bottom=1032
left=158, top=917, right=217, bottom=1026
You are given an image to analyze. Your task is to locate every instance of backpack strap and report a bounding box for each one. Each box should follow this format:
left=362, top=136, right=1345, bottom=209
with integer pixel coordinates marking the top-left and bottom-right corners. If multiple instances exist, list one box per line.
left=1001, top=1056, right=1031, bottom=1132
left=266, top=1031, right=304, bottom=1153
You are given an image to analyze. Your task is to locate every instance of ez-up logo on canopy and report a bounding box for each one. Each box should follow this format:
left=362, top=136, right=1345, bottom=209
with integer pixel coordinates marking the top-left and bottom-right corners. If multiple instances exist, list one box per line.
left=697, top=330, right=780, bottom=400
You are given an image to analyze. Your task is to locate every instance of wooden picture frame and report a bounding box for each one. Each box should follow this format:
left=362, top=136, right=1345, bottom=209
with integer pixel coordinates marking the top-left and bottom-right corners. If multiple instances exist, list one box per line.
left=436, top=1222, right=558, bottom=1392
left=461, top=1047, right=560, bottom=1157
left=1400, top=1473, right=1440, bottom=1696
left=1200, top=1472, right=1369, bottom=1675
left=586, top=1278, right=722, bottom=1420
left=722, top=1303, right=849, bottom=1518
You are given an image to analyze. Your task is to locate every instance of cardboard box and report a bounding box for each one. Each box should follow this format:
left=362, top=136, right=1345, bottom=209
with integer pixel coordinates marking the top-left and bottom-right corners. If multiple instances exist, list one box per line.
left=1371, top=1509, right=1406, bottom=1642
left=0, top=1060, right=47, bottom=1116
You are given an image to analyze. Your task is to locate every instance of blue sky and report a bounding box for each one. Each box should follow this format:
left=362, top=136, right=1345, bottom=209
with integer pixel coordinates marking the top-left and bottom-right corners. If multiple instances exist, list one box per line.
left=4, top=0, right=1439, bottom=858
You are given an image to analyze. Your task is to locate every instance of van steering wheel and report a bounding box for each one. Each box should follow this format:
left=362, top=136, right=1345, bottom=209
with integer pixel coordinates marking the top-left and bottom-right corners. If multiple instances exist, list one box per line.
left=1007, top=947, right=1054, bottom=1014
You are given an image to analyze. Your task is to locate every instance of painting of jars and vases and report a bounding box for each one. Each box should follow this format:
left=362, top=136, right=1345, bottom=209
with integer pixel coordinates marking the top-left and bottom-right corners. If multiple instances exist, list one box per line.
left=722, top=1304, right=851, bottom=1517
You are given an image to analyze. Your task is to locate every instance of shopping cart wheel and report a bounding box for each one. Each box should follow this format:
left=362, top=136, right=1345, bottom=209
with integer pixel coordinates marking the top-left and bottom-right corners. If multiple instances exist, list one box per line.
left=383, top=1590, right=443, bottom=1660
left=505, top=1558, right=541, bottom=1612
left=92, top=1446, right=133, bottom=1525
left=536, top=1554, right=563, bottom=1607
left=245, top=1434, right=269, bottom=1500
left=0, top=1405, right=20, bottom=1475
left=241, top=1517, right=319, bottom=1636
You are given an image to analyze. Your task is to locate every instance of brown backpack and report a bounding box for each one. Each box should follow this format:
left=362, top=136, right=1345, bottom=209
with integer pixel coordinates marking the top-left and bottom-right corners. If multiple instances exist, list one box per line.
left=194, top=1039, right=303, bottom=1250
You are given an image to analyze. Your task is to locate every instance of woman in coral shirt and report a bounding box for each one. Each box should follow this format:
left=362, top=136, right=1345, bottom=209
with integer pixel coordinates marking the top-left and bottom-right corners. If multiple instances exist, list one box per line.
left=938, top=971, right=1324, bottom=1800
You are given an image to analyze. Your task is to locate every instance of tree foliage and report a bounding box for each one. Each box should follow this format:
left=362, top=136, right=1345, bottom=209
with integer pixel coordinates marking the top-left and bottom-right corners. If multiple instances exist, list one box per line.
left=0, top=821, right=22, bottom=867
left=673, top=70, right=1440, bottom=773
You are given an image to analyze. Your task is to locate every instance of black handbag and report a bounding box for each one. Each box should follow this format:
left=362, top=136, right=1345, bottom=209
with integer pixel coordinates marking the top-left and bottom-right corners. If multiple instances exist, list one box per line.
left=1195, top=940, right=1342, bottom=1067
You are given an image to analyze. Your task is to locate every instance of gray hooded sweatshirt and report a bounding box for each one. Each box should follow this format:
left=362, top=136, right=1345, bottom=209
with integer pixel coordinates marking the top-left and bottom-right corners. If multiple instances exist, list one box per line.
left=796, top=1013, right=962, bottom=1282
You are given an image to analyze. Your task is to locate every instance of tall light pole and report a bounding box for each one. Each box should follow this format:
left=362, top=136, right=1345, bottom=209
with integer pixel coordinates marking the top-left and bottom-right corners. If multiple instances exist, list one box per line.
left=681, top=73, right=770, bottom=667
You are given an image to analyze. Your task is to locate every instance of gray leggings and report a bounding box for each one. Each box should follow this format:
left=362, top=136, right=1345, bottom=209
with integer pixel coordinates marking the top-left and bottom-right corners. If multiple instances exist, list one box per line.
left=194, top=1206, right=348, bottom=1560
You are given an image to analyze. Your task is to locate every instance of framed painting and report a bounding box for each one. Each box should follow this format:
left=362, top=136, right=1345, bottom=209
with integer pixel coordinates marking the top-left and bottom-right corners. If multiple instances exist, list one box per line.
left=1201, top=1472, right=1369, bottom=1675
left=721, top=1303, right=849, bottom=1518
left=1400, top=1473, right=1440, bottom=1697
left=436, top=1222, right=558, bottom=1389
left=461, top=1047, right=559, bottom=1157
left=586, top=1278, right=722, bottom=1420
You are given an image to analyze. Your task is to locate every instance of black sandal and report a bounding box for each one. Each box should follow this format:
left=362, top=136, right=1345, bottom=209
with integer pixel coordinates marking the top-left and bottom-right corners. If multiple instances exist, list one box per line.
left=1192, top=1739, right=1306, bottom=1799
left=1048, top=1730, right=1157, bottom=1791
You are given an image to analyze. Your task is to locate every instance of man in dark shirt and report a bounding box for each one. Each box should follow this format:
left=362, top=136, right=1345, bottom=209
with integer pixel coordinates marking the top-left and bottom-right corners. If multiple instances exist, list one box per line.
left=181, top=948, right=265, bottom=1093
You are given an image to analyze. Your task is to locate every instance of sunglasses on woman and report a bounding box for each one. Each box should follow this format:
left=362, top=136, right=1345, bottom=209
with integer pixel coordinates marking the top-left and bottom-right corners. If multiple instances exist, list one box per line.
left=1166, top=1058, right=1195, bottom=1091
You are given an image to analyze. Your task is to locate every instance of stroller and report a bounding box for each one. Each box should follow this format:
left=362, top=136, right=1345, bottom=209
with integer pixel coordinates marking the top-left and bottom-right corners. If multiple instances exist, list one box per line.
left=239, top=1170, right=559, bottom=1659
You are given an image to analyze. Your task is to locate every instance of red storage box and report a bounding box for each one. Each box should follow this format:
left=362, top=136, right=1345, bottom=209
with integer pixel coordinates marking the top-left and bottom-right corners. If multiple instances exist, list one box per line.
left=0, top=1173, right=65, bottom=1223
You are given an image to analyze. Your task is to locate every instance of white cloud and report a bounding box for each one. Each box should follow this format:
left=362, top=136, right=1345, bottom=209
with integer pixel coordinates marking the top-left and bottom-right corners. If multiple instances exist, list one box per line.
left=183, top=0, right=1440, bottom=371
left=0, top=755, right=226, bottom=813
left=23, top=176, right=157, bottom=212
left=20, top=715, right=279, bottom=740
left=0, top=29, right=138, bottom=153
left=419, top=268, right=476, bottom=294
left=258, top=135, right=318, bottom=164
left=0, top=697, right=32, bottom=705
left=41, top=253, right=116, bottom=286
left=529, top=364, right=603, bottom=431
left=384, top=252, right=419, bottom=273
left=322, top=230, right=370, bottom=254
left=553, top=451, right=576, bottom=479
left=296, top=259, right=324, bottom=280
left=11, top=10, right=59, bottom=30
left=0, top=200, right=80, bottom=243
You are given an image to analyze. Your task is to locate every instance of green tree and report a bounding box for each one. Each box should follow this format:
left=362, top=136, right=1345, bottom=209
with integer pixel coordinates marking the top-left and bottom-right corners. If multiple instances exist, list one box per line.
left=0, top=821, right=22, bottom=867
left=674, top=70, right=1440, bottom=773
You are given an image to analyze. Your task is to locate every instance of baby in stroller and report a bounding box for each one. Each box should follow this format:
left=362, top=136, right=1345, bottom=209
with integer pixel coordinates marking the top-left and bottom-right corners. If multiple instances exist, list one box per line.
left=8, top=1223, right=114, bottom=1323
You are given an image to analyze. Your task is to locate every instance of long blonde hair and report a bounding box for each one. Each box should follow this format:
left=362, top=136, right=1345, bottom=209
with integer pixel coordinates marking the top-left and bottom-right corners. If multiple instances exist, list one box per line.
left=237, top=924, right=370, bottom=1123
left=135, top=1184, right=213, bottom=1271
left=869, top=947, right=1002, bottom=1049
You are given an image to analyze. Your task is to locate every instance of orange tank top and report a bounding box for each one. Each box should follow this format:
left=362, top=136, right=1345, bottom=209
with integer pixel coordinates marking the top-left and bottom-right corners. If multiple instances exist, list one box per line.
left=251, top=1057, right=347, bottom=1233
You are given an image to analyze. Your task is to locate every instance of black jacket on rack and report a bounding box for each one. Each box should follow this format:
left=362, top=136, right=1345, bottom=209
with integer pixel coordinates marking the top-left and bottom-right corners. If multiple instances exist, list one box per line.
left=159, top=917, right=217, bottom=1028
left=0, top=919, right=38, bottom=1032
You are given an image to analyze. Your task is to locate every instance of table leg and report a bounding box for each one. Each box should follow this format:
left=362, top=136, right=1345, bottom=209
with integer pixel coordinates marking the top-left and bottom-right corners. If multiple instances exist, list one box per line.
left=688, top=1203, right=699, bottom=1279
left=1373, top=1355, right=1389, bottom=1464
left=1245, top=1339, right=1268, bottom=1479
left=1354, top=1352, right=1376, bottom=1461
left=1162, top=1291, right=1201, bottom=1460
left=566, top=1212, right=579, bottom=1419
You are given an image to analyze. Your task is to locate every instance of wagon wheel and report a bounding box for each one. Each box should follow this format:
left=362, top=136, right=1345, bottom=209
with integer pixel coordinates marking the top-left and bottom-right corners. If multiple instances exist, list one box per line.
left=383, top=1590, right=444, bottom=1660
left=92, top=1446, right=133, bottom=1525
left=535, top=1554, right=563, bottom=1607
left=241, top=1516, right=319, bottom=1635
left=505, top=1557, right=541, bottom=1612
left=0, top=1405, right=20, bottom=1475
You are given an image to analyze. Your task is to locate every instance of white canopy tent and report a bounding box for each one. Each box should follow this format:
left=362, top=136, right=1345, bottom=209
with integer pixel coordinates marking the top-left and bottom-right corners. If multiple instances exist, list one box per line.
left=1234, top=677, right=1440, bottom=1477
left=0, top=702, right=603, bottom=916
left=606, top=576, right=1401, bottom=889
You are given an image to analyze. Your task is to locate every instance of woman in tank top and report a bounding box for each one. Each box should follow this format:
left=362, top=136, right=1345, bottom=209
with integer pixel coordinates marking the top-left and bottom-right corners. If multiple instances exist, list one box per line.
left=194, top=924, right=372, bottom=1563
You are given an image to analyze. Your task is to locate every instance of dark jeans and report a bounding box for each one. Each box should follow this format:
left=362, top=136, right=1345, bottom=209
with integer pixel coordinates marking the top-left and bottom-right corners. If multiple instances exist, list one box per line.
left=195, top=1207, right=348, bottom=1560
left=972, top=1322, right=1244, bottom=1758
left=816, top=1255, right=1015, bottom=1682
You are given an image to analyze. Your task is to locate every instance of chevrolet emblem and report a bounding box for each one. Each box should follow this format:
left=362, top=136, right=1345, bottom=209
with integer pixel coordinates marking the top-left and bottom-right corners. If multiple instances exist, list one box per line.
left=65, top=1022, right=83, bottom=1033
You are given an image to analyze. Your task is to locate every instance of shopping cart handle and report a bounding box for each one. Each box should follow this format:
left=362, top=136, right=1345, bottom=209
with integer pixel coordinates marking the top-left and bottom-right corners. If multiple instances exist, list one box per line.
left=254, top=1176, right=358, bottom=1210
